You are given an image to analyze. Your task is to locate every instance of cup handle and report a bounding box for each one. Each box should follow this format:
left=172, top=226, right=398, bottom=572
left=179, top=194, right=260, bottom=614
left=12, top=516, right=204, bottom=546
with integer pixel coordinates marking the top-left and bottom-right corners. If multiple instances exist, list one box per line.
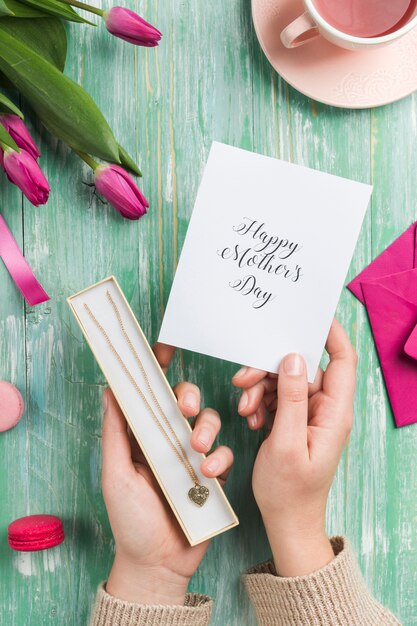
left=280, top=12, right=320, bottom=48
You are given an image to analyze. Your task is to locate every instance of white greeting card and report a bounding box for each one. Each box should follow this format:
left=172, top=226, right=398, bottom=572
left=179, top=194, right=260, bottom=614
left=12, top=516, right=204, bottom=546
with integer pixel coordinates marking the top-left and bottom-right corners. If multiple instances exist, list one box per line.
left=159, top=142, right=372, bottom=382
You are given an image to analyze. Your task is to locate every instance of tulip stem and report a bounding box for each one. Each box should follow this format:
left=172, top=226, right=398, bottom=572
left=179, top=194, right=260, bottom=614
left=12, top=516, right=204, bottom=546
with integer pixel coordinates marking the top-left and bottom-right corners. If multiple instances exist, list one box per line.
left=58, top=0, right=104, bottom=17
left=74, top=150, right=99, bottom=170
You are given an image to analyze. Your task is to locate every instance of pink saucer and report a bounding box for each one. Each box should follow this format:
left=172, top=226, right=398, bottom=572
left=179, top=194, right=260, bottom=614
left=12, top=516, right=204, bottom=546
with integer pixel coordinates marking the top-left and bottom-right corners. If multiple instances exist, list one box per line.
left=0, top=381, right=24, bottom=432
left=252, top=0, right=417, bottom=108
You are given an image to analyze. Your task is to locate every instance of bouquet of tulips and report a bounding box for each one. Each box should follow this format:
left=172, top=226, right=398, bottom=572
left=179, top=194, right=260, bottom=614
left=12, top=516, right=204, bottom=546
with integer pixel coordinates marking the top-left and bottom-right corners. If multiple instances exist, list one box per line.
left=0, top=0, right=161, bottom=219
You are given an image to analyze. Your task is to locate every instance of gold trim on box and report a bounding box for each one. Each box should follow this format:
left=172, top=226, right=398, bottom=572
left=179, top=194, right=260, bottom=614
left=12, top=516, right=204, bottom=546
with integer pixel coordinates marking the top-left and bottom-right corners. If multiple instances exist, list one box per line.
left=67, top=276, right=239, bottom=546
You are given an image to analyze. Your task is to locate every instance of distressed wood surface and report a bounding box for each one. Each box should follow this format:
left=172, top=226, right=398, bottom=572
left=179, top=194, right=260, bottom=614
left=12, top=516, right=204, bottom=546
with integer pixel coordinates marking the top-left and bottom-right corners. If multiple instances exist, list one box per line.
left=1, top=1, right=417, bottom=624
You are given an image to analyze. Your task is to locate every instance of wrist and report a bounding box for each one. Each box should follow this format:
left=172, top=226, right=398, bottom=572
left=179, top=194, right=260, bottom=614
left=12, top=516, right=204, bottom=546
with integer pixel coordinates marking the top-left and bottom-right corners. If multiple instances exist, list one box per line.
left=264, top=518, right=334, bottom=577
left=106, top=553, right=190, bottom=605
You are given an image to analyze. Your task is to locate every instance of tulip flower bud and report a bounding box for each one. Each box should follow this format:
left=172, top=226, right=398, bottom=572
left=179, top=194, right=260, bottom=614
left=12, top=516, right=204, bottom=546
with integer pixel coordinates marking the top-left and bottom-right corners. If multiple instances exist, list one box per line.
left=0, top=114, right=40, bottom=160
left=2, top=147, right=50, bottom=206
left=103, top=7, right=162, bottom=46
left=94, top=164, right=148, bottom=219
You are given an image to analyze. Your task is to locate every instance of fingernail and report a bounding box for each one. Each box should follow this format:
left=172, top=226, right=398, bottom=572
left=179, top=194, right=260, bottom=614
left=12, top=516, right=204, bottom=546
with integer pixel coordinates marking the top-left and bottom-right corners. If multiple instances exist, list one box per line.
left=238, top=392, right=248, bottom=413
left=103, top=391, right=108, bottom=412
left=183, top=392, right=198, bottom=411
left=206, top=458, right=220, bottom=473
left=248, top=414, right=257, bottom=428
left=283, top=353, right=304, bottom=376
left=197, top=428, right=211, bottom=447
left=233, top=366, right=247, bottom=379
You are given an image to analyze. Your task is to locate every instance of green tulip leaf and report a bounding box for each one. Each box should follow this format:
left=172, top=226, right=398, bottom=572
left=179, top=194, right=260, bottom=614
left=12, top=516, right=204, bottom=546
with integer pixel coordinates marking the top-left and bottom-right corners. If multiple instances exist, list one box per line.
left=16, top=0, right=93, bottom=23
left=0, top=17, right=67, bottom=71
left=1, top=0, right=47, bottom=17
left=0, top=16, right=67, bottom=86
left=0, top=0, right=14, bottom=15
left=0, top=29, right=120, bottom=162
left=0, top=123, right=20, bottom=151
left=118, top=144, right=142, bottom=177
left=0, top=92, right=23, bottom=117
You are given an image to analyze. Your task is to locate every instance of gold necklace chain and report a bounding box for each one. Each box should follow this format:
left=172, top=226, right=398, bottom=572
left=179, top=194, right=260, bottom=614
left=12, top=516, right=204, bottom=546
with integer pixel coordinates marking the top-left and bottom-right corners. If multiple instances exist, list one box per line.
left=83, top=293, right=210, bottom=507
left=105, top=291, right=199, bottom=484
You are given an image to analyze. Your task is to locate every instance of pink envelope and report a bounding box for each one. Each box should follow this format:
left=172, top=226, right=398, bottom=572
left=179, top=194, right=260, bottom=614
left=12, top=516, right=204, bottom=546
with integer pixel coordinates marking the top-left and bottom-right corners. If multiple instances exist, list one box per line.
left=348, top=222, right=417, bottom=428
left=405, top=325, right=417, bottom=360
left=348, top=222, right=417, bottom=304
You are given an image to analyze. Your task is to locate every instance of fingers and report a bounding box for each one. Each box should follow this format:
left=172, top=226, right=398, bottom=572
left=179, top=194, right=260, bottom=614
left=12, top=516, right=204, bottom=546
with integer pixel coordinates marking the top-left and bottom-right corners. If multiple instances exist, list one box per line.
left=270, top=353, right=309, bottom=455
left=201, top=445, right=234, bottom=483
left=246, top=400, right=267, bottom=430
left=237, top=377, right=277, bottom=417
left=173, top=381, right=201, bottom=418
left=323, top=319, right=357, bottom=404
left=233, top=366, right=276, bottom=431
left=190, top=408, right=221, bottom=453
left=241, top=366, right=324, bottom=433
left=152, top=342, right=176, bottom=373
left=189, top=408, right=233, bottom=483
left=232, top=366, right=269, bottom=388
left=235, top=374, right=275, bottom=431
left=102, top=389, right=134, bottom=480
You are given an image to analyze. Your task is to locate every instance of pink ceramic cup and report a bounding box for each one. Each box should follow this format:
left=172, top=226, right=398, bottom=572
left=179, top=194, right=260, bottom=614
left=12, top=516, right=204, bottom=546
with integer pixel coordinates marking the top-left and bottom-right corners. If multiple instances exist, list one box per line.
left=280, top=0, right=417, bottom=51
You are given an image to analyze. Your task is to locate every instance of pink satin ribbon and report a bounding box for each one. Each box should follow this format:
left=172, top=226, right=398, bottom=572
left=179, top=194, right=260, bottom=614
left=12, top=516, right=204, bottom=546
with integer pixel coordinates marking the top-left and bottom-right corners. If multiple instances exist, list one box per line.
left=0, top=214, right=49, bottom=306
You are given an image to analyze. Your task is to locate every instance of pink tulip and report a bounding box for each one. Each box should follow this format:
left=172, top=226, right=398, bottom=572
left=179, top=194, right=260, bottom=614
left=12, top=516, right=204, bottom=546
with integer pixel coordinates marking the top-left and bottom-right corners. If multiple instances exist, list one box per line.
left=0, top=114, right=40, bottom=160
left=94, top=164, right=148, bottom=219
left=103, top=7, right=162, bottom=46
left=2, top=148, right=50, bottom=206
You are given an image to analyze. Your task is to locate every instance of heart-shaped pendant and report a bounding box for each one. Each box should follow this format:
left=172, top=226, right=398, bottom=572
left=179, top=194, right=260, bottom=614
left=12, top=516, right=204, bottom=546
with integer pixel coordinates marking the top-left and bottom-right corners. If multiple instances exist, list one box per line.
left=188, top=484, right=209, bottom=507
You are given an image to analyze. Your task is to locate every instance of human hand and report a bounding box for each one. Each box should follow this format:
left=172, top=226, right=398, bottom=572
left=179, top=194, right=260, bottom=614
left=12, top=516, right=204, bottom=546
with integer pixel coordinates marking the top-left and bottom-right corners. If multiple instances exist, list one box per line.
left=251, top=320, right=357, bottom=576
left=232, top=344, right=327, bottom=431
left=104, top=343, right=233, bottom=605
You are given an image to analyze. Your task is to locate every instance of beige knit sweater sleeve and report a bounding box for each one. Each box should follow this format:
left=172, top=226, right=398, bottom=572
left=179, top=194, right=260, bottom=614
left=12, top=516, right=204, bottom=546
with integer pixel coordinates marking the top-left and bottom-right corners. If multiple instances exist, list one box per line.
left=90, top=588, right=213, bottom=626
left=90, top=536, right=400, bottom=626
left=243, top=536, right=401, bottom=625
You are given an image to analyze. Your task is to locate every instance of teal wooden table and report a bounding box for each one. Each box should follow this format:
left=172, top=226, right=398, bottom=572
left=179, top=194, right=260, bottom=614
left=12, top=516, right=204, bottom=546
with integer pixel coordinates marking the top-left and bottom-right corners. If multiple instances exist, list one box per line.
left=1, top=1, right=417, bottom=624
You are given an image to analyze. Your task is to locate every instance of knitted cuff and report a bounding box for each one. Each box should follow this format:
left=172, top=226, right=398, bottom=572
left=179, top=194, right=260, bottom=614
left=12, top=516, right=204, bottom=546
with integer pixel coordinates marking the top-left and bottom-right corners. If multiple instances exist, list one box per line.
left=90, top=584, right=213, bottom=626
left=243, top=537, right=401, bottom=626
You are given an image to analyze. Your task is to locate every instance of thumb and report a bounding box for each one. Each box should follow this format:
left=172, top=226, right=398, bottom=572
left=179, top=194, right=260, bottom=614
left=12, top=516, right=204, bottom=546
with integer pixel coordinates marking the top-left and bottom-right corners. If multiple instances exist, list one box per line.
left=270, top=353, right=309, bottom=454
left=102, top=388, right=134, bottom=480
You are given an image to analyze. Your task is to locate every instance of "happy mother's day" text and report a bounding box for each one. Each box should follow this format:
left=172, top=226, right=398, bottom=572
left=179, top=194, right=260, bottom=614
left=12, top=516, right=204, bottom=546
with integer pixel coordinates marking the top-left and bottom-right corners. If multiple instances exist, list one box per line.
left=217, top=217, right=303, bottom=309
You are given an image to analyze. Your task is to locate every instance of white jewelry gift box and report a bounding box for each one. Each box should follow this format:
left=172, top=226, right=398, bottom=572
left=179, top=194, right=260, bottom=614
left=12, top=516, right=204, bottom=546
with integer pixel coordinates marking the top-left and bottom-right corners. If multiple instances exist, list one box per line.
left=68, top=276, right=239, bottom=546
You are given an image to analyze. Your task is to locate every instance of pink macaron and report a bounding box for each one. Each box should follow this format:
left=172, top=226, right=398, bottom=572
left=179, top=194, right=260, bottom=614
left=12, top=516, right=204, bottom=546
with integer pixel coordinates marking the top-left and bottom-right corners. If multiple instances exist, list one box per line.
left=8, top=515, right=65, bottom=552
left=0, top=381, right=24, bottom=432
